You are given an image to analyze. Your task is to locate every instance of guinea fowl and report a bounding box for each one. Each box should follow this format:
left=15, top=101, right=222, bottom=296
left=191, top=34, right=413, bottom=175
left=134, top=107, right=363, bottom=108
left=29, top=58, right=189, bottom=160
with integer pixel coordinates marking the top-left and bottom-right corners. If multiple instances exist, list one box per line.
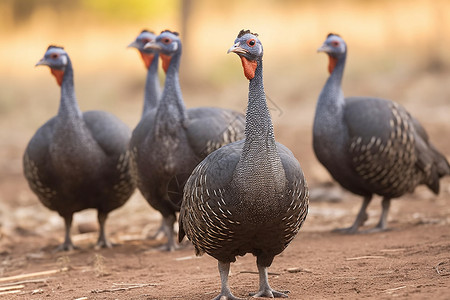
left=23, top=46, right=135, bottom=251
left=179, top=30, right=309, bottom=299
left=128, top=30, right=161, bottom=117
left=128, top=29, right=166, bottom=239
left=130, top=30, right=245, bottom=251
left=314, top=33, right=450, bottom=233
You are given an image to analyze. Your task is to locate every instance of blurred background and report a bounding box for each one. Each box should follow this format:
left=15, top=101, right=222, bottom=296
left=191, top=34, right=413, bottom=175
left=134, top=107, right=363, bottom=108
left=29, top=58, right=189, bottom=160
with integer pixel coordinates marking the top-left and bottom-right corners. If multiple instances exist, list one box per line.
left=0, top=0, right=449, bottom=244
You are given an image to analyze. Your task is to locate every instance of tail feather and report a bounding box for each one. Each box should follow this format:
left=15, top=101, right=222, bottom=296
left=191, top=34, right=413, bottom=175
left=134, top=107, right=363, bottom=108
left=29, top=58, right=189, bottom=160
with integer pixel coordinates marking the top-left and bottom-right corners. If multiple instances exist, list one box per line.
left=425, top=144, right=450, bottom=194
left=431, top=144, right=450, bottom=178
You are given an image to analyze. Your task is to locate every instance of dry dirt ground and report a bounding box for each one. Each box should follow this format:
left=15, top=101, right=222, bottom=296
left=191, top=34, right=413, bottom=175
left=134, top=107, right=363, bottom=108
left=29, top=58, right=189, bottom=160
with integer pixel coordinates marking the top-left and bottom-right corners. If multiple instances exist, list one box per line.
left=0, top=153, right=449, bottom=299
left=0, top=72, right=449, bottom=299
left=0, top=183, right=449, bottom=300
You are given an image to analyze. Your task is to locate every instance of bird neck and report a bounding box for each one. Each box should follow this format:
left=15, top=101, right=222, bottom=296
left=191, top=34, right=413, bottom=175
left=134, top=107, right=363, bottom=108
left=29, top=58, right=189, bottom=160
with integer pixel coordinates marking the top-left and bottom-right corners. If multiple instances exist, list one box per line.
left=156, top=51, right=187, bottom=124
left=57, top=60, right=82, bottom=120
left=236, top=58, right=284, bottom=184
left=315, top=53, right=347, bottom=120
left=327, top=53, right=346, bottom=87
left=142, top=53, right=161, bottom=117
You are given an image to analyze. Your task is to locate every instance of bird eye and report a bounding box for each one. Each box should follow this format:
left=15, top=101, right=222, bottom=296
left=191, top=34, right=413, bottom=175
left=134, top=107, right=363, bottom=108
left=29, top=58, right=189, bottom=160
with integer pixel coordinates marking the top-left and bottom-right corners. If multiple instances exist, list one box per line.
left=162, top=38, right=172, bottom=44
left=331, top=41, right=340, bottom=47
left=247, top=39, right=256, bottom=47
left=142, top=38, right=150, bottom=44
left=50, top=53, right=59, bottom=59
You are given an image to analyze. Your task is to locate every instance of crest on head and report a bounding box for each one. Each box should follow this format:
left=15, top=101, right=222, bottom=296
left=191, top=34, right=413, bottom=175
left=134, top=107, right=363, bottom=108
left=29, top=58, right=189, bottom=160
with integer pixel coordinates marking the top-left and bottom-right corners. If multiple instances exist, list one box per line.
left=160, top=30, right=179, bottom=36
left=327, top=33, right=340, bottom=38
left=141, top=29, right=155, bottom=34
left=47, top=45, right=64, bottom=51
left=237, top=29, right=258, bottom=38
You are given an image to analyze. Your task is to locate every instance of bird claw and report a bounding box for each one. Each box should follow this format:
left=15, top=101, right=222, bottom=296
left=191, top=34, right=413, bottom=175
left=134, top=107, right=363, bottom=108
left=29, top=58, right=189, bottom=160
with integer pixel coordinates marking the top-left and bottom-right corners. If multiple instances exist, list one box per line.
left=213, top=293, right=245, bottom=300
left=332, top=226, right=359, bottom=234
left=250, top=289, right=289, bottom=298
left=360, top=226, right=391, bottom=234
left=156, top=241, right=180, bottom=252
left=95, top=239, right=115, bottom=249
left=54, top=242, right=79, bottom=252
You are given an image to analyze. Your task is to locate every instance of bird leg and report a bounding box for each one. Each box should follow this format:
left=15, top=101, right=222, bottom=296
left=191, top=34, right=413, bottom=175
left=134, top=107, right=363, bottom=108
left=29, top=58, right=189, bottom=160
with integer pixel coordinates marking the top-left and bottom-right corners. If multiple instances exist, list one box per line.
left=156, top=214, right=179, bottom=251
left=147, top=220, right=166, bottom=240
left=249, top=264, right=288, bottom=298
left=333, top=196, right=372, bottom=234
left=363, top=197, right=391, bottom=233
left=96, top=211, right=113, bottom=248
left=55, top=215, right=77, bottom=251
left=213, top=261, right=244, bottom=300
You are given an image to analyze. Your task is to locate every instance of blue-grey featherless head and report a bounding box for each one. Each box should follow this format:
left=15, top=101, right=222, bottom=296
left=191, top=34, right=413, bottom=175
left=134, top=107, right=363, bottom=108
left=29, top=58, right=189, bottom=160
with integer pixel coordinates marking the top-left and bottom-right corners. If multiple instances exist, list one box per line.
left=128, top=29, right=157, bottom=54
left=35, top=46, right=68, bottom=70
left=144, top=30, right=181, bottom=56
left=317, top=33, right=346, bottom=58
left=227, top=29, right=263, bottom=61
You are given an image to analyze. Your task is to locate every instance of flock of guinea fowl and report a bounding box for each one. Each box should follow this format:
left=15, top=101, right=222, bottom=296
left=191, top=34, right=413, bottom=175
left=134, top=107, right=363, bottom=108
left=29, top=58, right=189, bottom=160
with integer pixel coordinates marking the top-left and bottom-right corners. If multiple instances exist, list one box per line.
left=23, top=29, right=449, bottom=299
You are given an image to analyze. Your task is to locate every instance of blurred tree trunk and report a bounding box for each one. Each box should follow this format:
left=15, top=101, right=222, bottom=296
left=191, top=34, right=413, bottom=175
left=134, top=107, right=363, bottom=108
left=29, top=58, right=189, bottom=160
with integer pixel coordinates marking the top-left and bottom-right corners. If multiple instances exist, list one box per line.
left=180, top=0, right=194, bottom=83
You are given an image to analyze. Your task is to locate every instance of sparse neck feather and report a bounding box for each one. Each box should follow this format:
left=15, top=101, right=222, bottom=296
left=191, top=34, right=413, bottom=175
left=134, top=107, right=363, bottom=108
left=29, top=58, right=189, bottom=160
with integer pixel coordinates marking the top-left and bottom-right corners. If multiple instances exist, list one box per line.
left=56, top=59, right=82, bottom=119
left=327, top=53, right=346, bottom=86
left=236, top=57, right=284, bottom=185
left=142, top=52, right=160, bottom=117
left=156, top=49, right=186, bottom=123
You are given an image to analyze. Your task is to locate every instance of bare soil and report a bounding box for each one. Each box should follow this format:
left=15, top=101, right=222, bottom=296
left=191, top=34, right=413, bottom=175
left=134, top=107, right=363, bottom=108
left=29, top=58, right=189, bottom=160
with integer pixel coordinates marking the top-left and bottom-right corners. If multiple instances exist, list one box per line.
left=0, top=68, right=449, bottom=300
left=1, top=147, right=449, bottom=300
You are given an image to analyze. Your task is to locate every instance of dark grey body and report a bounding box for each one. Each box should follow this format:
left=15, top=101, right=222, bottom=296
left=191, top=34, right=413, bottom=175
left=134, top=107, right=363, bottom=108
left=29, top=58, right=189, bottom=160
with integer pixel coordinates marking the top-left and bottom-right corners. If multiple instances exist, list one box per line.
left=313, top=34, right=449, bottom=233
left=130, top=34, right=245, bottom=250
left=131, top=106, right=245, bottom=219
left=313, top=61, right=448, bottom=200
left=24, top=111, right=134, bottom=216
left=180, top=139, right=308, bottom=267
left=23, top=55, right=135, bottom=249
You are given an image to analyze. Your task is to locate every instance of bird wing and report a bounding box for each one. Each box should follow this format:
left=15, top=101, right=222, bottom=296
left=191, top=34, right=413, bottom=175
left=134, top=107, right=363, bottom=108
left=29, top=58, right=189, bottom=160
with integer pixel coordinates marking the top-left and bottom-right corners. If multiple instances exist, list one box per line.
left=344, top=97, right=440, bottom=196
left=185, top=107, right=245, bottom=158
left=83, top=111, right=131, bottom=156
left=179, top=141, right=243, bottom=254
left=277, top=143, right=309, bottom=248
left=23, top=118, right=58, bottom=207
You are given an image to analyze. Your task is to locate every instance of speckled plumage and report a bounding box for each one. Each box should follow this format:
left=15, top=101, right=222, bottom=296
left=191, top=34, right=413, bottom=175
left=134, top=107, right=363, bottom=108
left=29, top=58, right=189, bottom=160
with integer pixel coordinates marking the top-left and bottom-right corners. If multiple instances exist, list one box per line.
left=314, top=34, right=450, bottom=233
left=179, top=31, right=309, bottom=299
left=24, top=46, right=135, bottom=250
left=130, top=30, right=245, bottom=251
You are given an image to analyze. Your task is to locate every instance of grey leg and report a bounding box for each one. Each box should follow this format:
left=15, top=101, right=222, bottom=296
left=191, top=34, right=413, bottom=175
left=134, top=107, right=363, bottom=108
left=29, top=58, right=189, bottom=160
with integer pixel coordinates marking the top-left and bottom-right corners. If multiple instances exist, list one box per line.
left=250, top=264, right=288, bottom=298
left=364, top=197, right=391, bottom=233
left=157, top=214, right=179, bottom=251
left=96, top=211, right=112, bottom=248
left=213, top=261, right=244, bottom=300
left=147, top=219, right=165, bottom=240
left=56, top=214, right=77, bottom=251
left=333, top=196, right=372, bottom=234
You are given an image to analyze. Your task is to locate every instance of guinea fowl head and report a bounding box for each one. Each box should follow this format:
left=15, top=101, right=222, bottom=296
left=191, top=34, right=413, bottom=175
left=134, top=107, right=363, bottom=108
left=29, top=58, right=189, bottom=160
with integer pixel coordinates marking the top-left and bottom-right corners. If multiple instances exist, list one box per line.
left=128, top=30, right=158, bottom=69
left=317, top=33, right=347, bottom=74
left=144, top=30, right=181, bottom=73
left=35, top=46, right=69, bottom=86
left=227, top=29, right=263, bottom=80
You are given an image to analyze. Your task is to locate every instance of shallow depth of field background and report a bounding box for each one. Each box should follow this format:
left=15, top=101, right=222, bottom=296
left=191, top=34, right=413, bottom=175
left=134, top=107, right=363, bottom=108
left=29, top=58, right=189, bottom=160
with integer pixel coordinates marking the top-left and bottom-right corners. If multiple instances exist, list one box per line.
left=0, top=0, right=449, bottom=250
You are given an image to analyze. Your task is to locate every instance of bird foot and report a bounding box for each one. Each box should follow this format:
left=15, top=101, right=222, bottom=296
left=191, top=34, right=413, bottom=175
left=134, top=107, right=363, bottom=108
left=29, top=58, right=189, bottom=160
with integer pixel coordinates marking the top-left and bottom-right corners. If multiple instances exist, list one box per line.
left=95, top=239, right=116, bottom=249
left=332, top=226, right=359, bottom=234
left=213, top=292, right=245, bottom=300
left=360, top=226, right=391, bottom=234
left=250, top=289, right=289, bottom=298
left=155, top=241, right=180, bottom=252
left=54, top=242, right=79, bottom=252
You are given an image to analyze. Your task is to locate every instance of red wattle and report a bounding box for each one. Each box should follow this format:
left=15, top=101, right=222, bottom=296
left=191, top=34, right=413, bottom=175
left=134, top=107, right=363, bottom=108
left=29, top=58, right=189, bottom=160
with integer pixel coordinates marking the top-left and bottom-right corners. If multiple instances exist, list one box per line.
left=240, top=57, right=257, bottom=80
left=50, top=68, right=64, bottom=86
